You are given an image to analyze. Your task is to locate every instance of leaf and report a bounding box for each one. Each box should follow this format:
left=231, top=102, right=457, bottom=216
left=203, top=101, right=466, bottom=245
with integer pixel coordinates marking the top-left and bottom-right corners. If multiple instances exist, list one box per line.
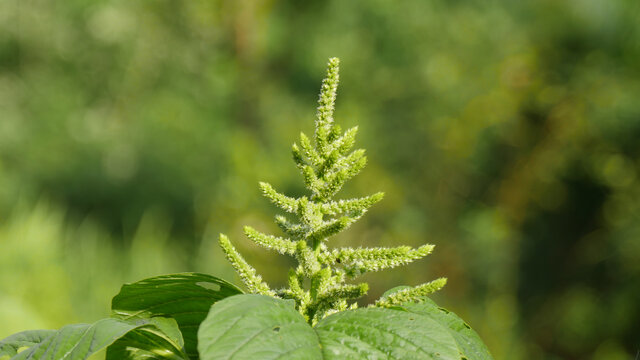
left=106, top=317, right=187, bottom=360
left=2, top=318, right=187, bottom=360
left=314, top=307, right=460, bottom=359
left=395, top=298, right=493, bottom=360
left=197, top=294, right=492, bottom=360
left=0, top=330, right=56, bottom=357
left=111, top=272, right=243, bottom=359
left=197, top=294, right=322, bottom=360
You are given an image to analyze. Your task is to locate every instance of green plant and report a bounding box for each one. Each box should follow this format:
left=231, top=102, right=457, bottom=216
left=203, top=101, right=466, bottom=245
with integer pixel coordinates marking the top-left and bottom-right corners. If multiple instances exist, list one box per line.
left=0, top=58, right=493, bottom=360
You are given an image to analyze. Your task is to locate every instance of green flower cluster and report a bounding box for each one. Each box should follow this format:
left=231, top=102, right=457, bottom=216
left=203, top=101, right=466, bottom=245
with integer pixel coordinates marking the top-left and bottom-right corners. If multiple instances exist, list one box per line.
left=219, top=58, right=445, bottom=325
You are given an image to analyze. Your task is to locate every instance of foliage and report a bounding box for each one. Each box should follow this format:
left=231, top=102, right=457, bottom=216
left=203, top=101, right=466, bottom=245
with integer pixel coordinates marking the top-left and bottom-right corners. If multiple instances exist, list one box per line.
left=2, top=1, right=639, bottom=358
left=0, top=59, right=492, bottom=359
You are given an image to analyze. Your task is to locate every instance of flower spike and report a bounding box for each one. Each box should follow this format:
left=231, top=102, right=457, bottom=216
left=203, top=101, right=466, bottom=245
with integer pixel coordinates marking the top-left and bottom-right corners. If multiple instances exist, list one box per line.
left=219, top=58, right=444, bottom=324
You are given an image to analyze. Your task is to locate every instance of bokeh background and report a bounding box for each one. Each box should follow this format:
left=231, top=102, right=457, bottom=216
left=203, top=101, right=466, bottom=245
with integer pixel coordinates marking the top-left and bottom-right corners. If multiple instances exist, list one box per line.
left=1, top=0, right=639, bottom=358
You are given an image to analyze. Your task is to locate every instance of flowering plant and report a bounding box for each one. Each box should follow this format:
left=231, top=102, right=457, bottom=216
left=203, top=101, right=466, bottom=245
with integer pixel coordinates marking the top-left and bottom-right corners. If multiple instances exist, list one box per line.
left=0, top=58, right=492, bottom=360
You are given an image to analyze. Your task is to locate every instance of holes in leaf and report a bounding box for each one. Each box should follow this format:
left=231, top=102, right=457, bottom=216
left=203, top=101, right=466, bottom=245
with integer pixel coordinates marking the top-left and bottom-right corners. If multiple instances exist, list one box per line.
left=273, top=326, right=281, bottom=332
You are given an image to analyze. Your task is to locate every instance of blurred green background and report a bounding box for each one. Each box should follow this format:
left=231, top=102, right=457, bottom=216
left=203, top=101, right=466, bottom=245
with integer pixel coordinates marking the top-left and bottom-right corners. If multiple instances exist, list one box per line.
left=1, top=0, right=639, bottom=358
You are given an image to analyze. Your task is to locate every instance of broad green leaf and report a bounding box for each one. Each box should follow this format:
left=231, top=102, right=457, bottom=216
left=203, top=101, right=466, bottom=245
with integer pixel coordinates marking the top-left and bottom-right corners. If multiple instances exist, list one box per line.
left=4, top=318, right=187, bottom=360
left=111, top=272, right=242, bottom=359
left=197, top=294, right=322, bottom=360
left=315, top=307, right=460, bottom=359
left=396, top=298, right=493, bottom=360
left=106, top=317, right=187, bottom=360
left=0, top=330, right=56, bottom=357
left=197, top=294, right=492, bottom=360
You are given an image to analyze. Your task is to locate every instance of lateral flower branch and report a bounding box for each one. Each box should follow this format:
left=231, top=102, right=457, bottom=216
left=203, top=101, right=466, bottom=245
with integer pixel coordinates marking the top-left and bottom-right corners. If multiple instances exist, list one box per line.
left=219, top=57, right=446, bottom=325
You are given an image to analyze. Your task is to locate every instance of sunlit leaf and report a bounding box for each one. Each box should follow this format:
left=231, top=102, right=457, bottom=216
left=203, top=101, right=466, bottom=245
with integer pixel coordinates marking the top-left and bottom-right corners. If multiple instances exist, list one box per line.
left=197, top=294, right=493, bottom=360
left=315, top=307, right=460, bottom=359
left=111, top=272, right=242, bottom=359
left=106, top=317, right=186, bottom=360
left=1, top=318, right=187, bottom=360
left=197, top=294, right=322, bottom=360
left=396, top=298, right=493, bottom=360
left=0, top=330, right=56, bottom=357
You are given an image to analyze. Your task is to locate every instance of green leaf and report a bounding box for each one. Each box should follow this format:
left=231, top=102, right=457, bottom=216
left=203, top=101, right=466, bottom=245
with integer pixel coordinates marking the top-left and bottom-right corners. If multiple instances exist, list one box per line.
left=315, top=307, right=460, bottom=359
left=2, top=318, right=187, bottom=360
left=396, top=298, right=493, bottom=360
left=106, top=318, right=187, bottom=360
left=197, top=295, right=492, bottom=360
left=111, top=272, right=243, bottom=359
left=0, top=330, right=56, bottom=357
left=197, top=294, right=322, bottom=360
